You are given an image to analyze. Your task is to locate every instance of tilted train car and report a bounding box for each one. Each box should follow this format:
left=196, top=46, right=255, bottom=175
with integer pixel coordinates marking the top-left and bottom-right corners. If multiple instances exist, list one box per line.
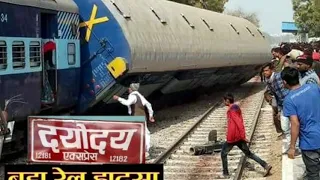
left=0, top=0, right=81, bottom=154
left=0, top=0, right=270, bottom=156
left=74, top=0, right=271, bottom=113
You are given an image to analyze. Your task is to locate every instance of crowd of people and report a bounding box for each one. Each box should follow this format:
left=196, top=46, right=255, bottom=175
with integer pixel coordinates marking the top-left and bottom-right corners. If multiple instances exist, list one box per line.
left=262, top=42, right=320, bottom=179
left=109, top=41, right=320, bottom=178
left=221, top=42, right=320, bottom=178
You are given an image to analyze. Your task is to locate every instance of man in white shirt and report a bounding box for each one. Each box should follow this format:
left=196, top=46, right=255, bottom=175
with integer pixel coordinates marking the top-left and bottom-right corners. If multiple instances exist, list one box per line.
left=113, top=83, right=155, bottom=157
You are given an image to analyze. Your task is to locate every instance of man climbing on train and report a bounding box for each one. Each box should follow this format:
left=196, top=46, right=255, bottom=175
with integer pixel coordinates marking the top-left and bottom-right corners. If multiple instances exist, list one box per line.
left=113, top=83, right=155, bottom=159
left=220, top=93, right=272, bottom=178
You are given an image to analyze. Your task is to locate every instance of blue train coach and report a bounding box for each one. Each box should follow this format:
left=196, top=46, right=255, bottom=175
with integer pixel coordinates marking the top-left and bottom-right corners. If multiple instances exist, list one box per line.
left=0, top=0, right=81, bottom=154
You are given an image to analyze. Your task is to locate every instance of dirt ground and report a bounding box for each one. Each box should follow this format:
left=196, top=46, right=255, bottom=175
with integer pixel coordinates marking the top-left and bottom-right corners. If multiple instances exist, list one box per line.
left=266, top=126, right=282, bottom=180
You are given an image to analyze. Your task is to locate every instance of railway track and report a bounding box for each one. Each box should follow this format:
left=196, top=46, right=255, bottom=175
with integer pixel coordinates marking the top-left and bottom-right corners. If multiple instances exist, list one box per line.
left=147, top=78, right=260, bottom=161
left=0, top=77, right=276, bottom=180
left=239, top=101, right=278, bottom=180
left=149, top=79, right=270, bottom=179
left=147, top=82, right=256, bottom=161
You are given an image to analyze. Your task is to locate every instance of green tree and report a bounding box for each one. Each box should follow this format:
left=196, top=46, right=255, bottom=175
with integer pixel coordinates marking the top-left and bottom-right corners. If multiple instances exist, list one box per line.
left=292, top=0, right=320, bottom=37
left=224, top=8, right=260, bottom=27
left=168, top=0, right=228, bottom=13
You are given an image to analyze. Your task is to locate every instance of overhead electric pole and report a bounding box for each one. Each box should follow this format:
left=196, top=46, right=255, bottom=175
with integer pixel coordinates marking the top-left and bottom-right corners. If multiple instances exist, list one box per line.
left=200, top=0, right=208, bottom=9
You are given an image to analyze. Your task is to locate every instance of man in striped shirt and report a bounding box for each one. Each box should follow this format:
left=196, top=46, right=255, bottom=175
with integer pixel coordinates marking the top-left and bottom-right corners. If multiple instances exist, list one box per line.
left=262, top=63, right=289, bottom=110
left=262, top=63, right=300, bottom=154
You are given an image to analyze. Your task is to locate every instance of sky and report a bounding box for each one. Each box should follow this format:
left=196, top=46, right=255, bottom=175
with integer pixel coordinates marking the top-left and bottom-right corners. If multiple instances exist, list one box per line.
left=224, top=0, right=295, bottom=35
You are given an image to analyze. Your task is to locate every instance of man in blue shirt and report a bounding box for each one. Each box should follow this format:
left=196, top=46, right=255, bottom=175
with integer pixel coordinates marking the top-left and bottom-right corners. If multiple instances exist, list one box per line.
left=281, top=67, right=320, bottom=179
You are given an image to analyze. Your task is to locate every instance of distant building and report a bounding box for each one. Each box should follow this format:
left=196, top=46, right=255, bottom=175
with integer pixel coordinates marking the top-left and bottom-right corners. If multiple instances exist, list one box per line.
left=281, top=21, right=308, bottom=42
left=309, top=37, right=320, bottom=43
left=282, top=22, right=298, bottom=33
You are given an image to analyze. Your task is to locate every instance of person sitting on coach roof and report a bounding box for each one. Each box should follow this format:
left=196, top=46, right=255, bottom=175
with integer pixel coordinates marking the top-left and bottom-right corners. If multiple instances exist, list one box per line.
left=113, top=83, right=155, bottom=158
left=281, top=67, right=320, bottom=180
left=295, top=55, right=320, bottom=85
left=220, top=93, right=272, bottom=178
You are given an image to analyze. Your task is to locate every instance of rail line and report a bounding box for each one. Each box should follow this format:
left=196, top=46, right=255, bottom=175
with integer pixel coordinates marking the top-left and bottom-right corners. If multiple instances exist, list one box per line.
left=237, top=100, right=278, bottom=180
left=150, top=78, right=267, bottom=180
left=0, top=77, right=273, bottom=180
left=146, top=79, right=258, bottom=163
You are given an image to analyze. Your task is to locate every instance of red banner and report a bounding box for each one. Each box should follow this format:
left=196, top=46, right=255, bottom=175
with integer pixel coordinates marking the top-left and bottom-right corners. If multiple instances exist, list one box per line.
left=28, top=118, right=145, bottom=164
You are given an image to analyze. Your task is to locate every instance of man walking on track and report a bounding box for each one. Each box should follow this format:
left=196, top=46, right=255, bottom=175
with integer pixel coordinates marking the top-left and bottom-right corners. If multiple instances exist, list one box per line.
left=221, top=93, right=272, bottom=178
left=113, top=83, right=155, bottom=158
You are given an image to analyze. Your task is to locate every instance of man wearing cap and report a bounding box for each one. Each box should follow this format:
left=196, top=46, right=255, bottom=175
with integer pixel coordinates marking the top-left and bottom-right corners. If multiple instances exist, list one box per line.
left=113, top=83, right=155, bottom=158
left=272, top=45, right=296, bottom=72
left=287, top=48, right=304, bottom=62
left=296, top=55, right=320, bottom=85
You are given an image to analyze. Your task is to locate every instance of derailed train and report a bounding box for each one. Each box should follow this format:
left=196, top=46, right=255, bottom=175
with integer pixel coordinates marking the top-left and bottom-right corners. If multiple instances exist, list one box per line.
left=0, top=0, right=270, bottom=155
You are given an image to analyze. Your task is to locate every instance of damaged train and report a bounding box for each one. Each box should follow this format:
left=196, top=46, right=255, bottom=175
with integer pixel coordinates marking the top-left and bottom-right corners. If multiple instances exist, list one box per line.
left=0, top=0, right=270, bottom=156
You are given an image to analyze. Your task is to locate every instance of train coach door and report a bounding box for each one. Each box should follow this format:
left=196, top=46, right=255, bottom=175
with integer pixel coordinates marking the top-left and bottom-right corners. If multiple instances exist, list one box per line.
left=41, top=40, right=57, bottom=106
left=40, top=12, right=58, bottom=108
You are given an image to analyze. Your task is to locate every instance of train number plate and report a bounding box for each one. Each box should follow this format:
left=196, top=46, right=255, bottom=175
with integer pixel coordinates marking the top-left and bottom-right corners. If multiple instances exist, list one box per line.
left=28, top=117, right=145, bottom=164
left=0, top=13, right=8, bottom=23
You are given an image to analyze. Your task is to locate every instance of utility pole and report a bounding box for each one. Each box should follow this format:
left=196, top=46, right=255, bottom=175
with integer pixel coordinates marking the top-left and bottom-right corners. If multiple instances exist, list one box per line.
left=200, top=0, right=208, bottom=9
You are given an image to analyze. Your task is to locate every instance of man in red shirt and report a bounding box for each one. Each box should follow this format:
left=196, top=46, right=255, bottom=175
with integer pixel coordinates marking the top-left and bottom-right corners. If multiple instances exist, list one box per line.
left=221, top=93, right=272, bottom=178
left=313, top=51, right=320, bottom=61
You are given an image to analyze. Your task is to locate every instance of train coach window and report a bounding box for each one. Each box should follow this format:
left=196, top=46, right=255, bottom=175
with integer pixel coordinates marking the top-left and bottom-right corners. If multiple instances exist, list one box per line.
left=181, top=13, right=195, bottom=29
left=201, top=18, right=213, bottom=31
left=230, top=23, right=240, bottom=35
left=68, top=43, right=76, bottom=65
left=110, top=0, right=131, bottom=19
left=257, top=29, right=265, bottom=38
left=30, top=41, right=41, bottom=67
left=150, top=7, right=167, bottom=24
left=246, top=27, right=255, bottom=36
left=0, top=41, right=7, bottom=70
left=12, top=41, right=26, bottom=69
